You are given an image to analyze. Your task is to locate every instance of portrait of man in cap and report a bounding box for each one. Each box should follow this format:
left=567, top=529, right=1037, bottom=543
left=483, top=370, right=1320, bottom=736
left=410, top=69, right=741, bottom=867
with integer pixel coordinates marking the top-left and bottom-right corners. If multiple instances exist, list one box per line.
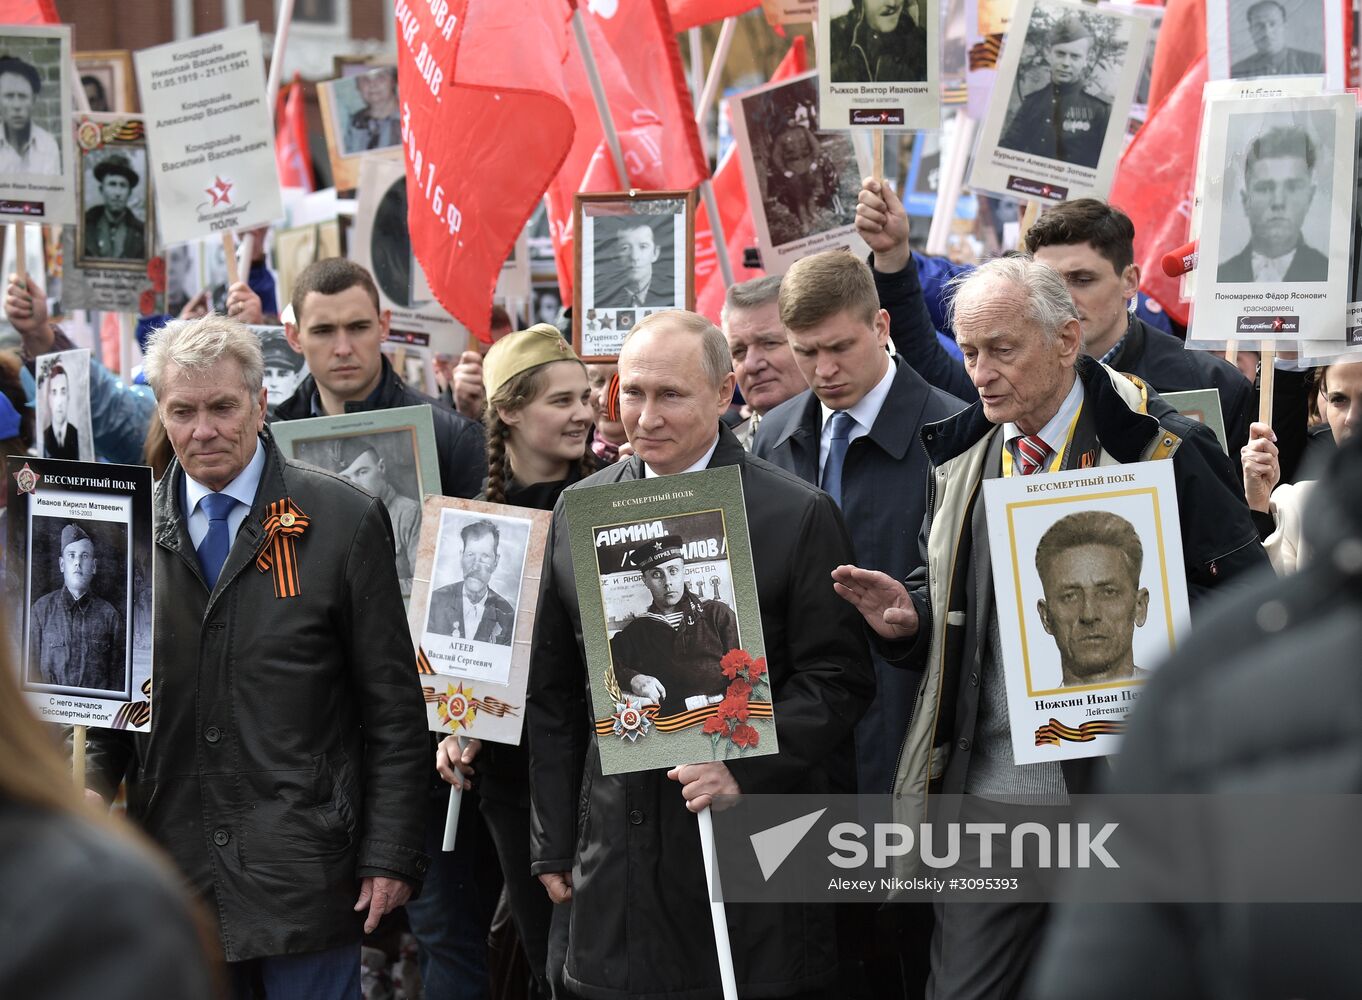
left=998, top=11, right=1113, bottom=169
left=426, top=518, right=517, bottom=645
left=0, top=53, right=61, bottom=175
left=1230, top=0, right=1324, bottom=78
left=257, top=328, right=306, bottom=408
left=1218, top=123, right=1330, bottom=283
left=829, top=0, right=928, bottom=84
left=28, top=521, right=127, bottom=693
left=1034, top=510, right=1152, bottom=688
left=82, top=151, right=147, bottom=262
left=331, top=436, right=422, bottom=596
left=608, top=532, right=740, bottom=716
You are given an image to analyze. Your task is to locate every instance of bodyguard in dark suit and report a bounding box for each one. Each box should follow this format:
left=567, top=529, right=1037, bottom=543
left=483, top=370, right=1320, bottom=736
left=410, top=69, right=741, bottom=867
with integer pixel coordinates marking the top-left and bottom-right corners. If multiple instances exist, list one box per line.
left=754, top=250, right=963, bottom=796
left=1217, top=124, right=1329, bottom=284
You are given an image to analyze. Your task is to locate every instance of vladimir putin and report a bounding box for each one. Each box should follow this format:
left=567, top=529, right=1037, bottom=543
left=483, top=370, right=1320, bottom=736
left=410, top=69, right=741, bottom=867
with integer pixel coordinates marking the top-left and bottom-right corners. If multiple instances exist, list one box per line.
left=0, top=55, right=60, bottom=175
left=84, top=153, right=146, bottom=261
left=427, top=519, right=515, bottom=644
left=42, top=363, right=79, bottom=460
left=1230, top=0, right=1324, bottom=77
left=1035, top=510, right=1151, bottom=687
left=595, top=218, right=671, bottom=309
left=998, top=14, right=1111, bottom=169
left=29, top=522, right=125, bottom=692
left=608, top=534, right=739, bottom=716
left=334, top=439, right=421, bottom=596
left=1218, top=125, right=1329, bottom=283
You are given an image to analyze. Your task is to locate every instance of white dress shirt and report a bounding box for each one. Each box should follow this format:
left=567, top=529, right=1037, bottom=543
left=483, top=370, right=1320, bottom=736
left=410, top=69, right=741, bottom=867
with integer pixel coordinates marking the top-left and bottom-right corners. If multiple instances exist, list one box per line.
left=182, top=439, right=267, bottom=548
left=0, top=124, right=61, bottom=175
left=817, top=356, right=895, bottom=477
left=1251, top=248, right=1298, bottom=283
left=462, top=588, right=489, bottom=640
left=1002, top=377, right=1084, bottom=474
left=643, top=435, right=720, bottom=478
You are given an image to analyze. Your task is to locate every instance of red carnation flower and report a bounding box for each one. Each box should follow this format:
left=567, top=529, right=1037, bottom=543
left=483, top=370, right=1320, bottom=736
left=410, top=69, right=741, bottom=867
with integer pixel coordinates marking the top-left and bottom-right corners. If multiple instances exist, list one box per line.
left=718, top=691, right=750, bottom=722
left=720, top=648, right=752, bottom=679
left=726, top=677, right=752, bottom=700
left=749, top=656, right=768, bottom=680
left=731, top=723, right=759, bottom=749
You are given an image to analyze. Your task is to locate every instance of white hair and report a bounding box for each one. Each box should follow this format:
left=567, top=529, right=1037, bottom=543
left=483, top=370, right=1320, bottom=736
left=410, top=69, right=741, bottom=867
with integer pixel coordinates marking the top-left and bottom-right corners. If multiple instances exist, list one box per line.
left=944, top=255, right=1078, bottom=344
left=143, top=314, right=265, bottom=397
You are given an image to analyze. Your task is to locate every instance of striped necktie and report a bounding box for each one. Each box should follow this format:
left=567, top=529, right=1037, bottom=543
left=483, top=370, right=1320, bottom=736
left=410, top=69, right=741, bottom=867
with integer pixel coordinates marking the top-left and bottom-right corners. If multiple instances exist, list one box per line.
left=1015, top=434, right=1050, bottom=476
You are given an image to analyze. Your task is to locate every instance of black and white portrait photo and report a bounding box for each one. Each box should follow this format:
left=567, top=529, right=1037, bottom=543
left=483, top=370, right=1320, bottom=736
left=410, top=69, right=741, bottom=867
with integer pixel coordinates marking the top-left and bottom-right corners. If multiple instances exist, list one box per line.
left=253, top=326, right=307, bottom=409
left=371, top=172, right=413, bottom=308
left=1034, top=511, right=1152, bottom=688
left=996, top=6, right=1120, bottom=170
left=164, top=242, right=200, bottom=318
left=422, top=508, right=531, bottom=685
left=1216, top=110, right=1335, bottom=283
left=594, top=512, right=740, bottom=718
left=575, top=192, right=694, bottom=360
left=35, top=349, right=94, bottom=463
left=0, top=42, right=63, bottom=175
left=78, top=145, right=151, bottom=267
left=318, top=67, right=402, bottom=191
left=26, top=517, right=131, bottom=698
left=296, top=431, right=424, bottom=596
left=731, top=70, right=868, bottom=274
left=1228, top=0, right=1323, bottom=78
left=76, top=51, right=135, bottom=114
left=826, top=0, right=928, bottom=84
left=1351, top=112, right=1361, bottom=305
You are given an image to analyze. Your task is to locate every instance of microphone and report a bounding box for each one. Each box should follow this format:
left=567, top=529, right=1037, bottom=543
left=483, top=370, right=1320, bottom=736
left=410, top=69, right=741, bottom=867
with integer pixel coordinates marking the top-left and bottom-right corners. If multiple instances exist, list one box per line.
left=1161, top=240, right=1198, bottom=278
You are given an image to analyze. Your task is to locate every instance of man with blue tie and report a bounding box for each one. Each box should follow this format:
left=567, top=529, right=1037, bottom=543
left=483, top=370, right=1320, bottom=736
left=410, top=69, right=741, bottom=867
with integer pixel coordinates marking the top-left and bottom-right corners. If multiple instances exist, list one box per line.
left=83, top=314, right=430, bottom=998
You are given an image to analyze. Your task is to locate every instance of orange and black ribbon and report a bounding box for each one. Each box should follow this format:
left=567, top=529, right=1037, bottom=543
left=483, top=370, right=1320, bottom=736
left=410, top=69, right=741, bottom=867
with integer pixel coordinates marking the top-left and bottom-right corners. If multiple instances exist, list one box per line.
left=255, top=498, right=310, bottom=599
left=421, top=685, right=521, bottom=718
left=593, top=700, right=774, bottom=737
left=1034, top=717, right=1126, bottom=747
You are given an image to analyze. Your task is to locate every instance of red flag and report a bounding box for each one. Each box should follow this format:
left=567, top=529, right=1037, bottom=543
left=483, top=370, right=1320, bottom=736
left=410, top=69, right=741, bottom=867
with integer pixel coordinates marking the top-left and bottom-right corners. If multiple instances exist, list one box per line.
left=1147, top=0, right=1206, bottom=110
left=1109, top=55, right=1208, bottom=326
left=0, top=0, right=58, bottom=23
left=667, top=0, right=759, bottom=31
left=275, top=74, right=313, bottom=192
left=693, top=36, right=807, bottom=322
left=398, top=0, right=576, bottom=343
left=546, top=0, right=710, bottom=303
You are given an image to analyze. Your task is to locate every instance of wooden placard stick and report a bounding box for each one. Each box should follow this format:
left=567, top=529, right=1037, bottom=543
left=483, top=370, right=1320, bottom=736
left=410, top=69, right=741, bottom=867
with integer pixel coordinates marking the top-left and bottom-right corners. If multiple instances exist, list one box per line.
left=697, top=804, right=738, bottom=1000
left=1018, top=199, right=1040, bottom=249
left=872, top=130, right=884, bottom=184
left=13, top=223, right=26, bottom=284
left=1225, top=343, right=1239, bottom=368
left=442, top=735, right=467, bottom=851
left=1258, top=341, right=1275, bottom=425
left=222, top=230, right=241, bottom=287
left=72, top=724, right=87, bottom=789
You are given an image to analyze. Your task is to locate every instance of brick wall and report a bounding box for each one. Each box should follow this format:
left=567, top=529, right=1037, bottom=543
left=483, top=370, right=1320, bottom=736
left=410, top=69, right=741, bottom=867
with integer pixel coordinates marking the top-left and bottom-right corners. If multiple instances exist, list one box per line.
left=55, top=0, right=178, bottom=52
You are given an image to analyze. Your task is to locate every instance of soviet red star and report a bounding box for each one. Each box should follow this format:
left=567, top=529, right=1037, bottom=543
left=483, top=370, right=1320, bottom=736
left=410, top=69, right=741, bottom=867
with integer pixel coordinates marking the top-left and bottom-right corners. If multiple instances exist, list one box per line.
left=205, top=176, right=234, bottom=206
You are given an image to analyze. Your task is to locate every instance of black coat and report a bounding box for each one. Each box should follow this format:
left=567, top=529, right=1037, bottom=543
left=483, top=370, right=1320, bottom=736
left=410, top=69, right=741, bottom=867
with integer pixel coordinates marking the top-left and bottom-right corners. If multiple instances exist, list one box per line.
left=1105, top=315, right=1254, bottom=457
left=84, top=432, right=431, bottom=961
left=1216, top=241, right=1330, bottom=283
left=527, top=425, right=875, bottom=999
left=1031, top=439, right=1362, bottom=999
left=752, top=355, right=964, bottom=793
left=273, top=355, right=487, bottom=499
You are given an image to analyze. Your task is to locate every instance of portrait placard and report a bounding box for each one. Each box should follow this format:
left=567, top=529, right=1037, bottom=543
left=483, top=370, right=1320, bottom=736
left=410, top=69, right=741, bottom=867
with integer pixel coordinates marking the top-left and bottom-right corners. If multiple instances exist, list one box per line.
left=134, top=24, right=284, bottom=245
left=35, top=349, right=94, bottom=463
left=968, top=0, right=1149, bottom=203
left=1190, top=93, right=1356, bottom=349
left=573, top=190, right=696, bottom=362
left=269, top=405, right=440, bottom=603
left=76, top=50, right=137, bottom=114
left=563, top=466, right=775, bottom=776
left=250, top=325, right=309, bottom=410
left=163, top=241, right=201, bottom=317
left=409, top=498, right=552, bottom=745
left=983, top=461, right=1190, bottom=764
left=1206, top=0, right=1345, bottom=88
left=382, top=340, right=438, bottom=397
left=816, top=0, right=941, bottom=132
left=1162, top=389, right=1228, bottom=454
left=6, top=457, right=155, bottom=732
left=351, top=155, right=466, bottom=352
left=316, top=68, right=403, bottom=192
left=729, top=70, right=871, bottom=276
left=1344, top=108, right=1362, bottom=352
left=0, top=24, right=77, bottom=226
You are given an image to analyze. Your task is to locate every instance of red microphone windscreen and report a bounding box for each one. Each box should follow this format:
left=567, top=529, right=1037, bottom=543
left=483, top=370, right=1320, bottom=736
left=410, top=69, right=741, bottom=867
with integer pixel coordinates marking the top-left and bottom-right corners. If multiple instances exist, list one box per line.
left=1161, top=241, right=1198, bottom=278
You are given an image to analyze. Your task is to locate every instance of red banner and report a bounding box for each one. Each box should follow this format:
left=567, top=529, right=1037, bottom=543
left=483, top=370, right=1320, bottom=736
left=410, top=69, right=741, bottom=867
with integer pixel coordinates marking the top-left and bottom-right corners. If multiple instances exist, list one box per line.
left=397, top=0, right=576, bottom=341
left=0, top=0, right=58, bottom=23
left=546, top=0, right=710, bottom=303
left=667, top=0, right=759, bottom=31
left=275, top=74, right=313, bottom=192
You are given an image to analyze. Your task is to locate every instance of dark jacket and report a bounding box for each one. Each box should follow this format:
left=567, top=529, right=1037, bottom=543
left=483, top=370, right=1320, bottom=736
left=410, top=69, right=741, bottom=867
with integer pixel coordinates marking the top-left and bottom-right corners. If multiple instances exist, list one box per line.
left=84, top=431, right=431, bottom=961
left=609, top=592, right=740, bottom=716
left=42, top=423, right=80, bottom=460
left=1031, top=438, right=1362, bottom=1000
left=829, top=9, right=927, bottom=83
left=426, top=580, right=515, bottom=644
left=273, top=355, right=487, bottom=499
left=0, top=799, right=216, bottom=999
left=1216, top=241, right=1330, bottom=283
left=82, top=205, right=147, bottom=260
left=999, top=81, right=1111, bottom=169
left=1105, top=315, right=1254, bottom=457
left=527, top=425, right=875, bottom=999
left=882, top=358, right=1269, bottom=884
left=875, top=257, right=1256, bottom=458
left=753, top=354, right=965, bottom=793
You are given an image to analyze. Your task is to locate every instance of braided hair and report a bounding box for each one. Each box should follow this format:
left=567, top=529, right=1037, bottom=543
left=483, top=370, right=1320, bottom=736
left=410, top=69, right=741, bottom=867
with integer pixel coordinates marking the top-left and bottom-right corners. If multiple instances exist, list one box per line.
left=483, top=361, right=594, bottom=505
